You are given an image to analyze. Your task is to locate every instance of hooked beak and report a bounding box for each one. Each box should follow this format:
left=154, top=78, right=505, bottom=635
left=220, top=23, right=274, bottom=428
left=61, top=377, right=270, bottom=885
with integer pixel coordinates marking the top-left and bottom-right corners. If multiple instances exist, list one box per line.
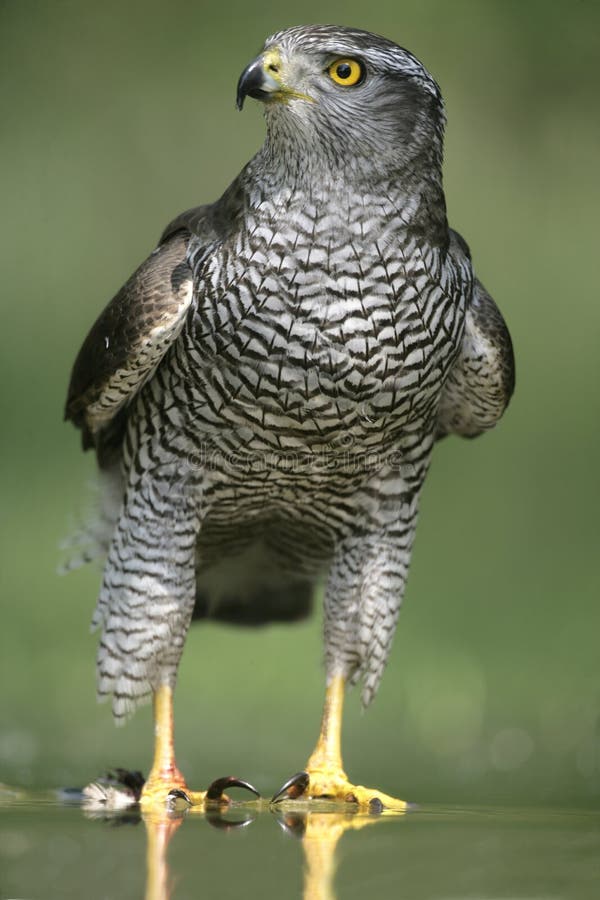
left=236, top=56, right=281, bottom=110
left=236, top=48, right=314, bottom=110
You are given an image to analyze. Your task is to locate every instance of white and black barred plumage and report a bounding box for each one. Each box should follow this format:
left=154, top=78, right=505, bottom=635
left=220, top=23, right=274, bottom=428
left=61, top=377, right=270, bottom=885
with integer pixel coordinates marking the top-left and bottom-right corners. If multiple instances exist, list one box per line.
left=65, top=25, right=514, bottom=721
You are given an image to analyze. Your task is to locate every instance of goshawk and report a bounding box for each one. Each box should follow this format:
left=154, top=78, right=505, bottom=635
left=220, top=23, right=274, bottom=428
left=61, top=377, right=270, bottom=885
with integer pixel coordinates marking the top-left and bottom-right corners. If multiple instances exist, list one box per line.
left=66, top=24, right=515, bottom=810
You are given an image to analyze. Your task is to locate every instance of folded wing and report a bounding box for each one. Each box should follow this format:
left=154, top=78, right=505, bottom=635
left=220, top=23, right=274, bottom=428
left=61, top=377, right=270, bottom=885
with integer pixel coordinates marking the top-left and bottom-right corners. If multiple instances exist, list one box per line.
left=437, top=236, right=515, bottom=439
left=65, top=227, right=201, bottom=464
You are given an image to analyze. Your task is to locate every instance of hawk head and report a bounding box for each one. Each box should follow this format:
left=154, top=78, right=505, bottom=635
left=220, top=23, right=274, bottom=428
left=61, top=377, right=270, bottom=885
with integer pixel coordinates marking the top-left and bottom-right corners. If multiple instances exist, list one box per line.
left=237, top=25, right=445, bottom=175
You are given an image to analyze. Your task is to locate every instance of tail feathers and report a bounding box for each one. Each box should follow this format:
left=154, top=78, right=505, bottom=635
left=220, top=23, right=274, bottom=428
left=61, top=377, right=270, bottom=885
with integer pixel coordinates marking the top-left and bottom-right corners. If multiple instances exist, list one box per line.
left=194, top=580, right=313, bottom=625
left=194, top=540, right=316, bottom=626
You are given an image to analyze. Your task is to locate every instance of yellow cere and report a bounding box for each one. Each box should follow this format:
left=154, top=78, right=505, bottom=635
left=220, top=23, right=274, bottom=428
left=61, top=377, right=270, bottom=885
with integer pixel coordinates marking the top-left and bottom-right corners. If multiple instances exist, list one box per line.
left=260, top=46, right=315, bottom=105
left=262, top=47, right=284, bottom=82
left=328, top=58, right=363, bottom=86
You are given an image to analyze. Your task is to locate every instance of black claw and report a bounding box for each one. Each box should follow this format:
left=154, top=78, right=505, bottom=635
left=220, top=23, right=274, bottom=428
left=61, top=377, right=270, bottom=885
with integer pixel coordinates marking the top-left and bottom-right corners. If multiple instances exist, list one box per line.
left=166, top=788, right=191, bottom=810
left=274, top=811, right=307, bottom=838
left=206, top=810, right=256, bottom=831
left=368, top=797, right=385, bottom=815
left=271, top=772, right=310, bottom=803
left=205, top=776, right=260, bottom=802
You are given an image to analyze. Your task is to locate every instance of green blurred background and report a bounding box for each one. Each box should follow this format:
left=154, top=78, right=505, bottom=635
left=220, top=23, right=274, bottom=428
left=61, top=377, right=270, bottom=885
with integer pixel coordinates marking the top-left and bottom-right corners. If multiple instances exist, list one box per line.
left=1, top=0, right=599, bottom=810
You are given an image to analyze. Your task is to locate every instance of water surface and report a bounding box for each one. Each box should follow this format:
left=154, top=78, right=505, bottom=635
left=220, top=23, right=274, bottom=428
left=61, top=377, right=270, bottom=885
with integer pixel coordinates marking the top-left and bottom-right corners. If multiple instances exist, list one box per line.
left=1, top=790, right=598, bottom=899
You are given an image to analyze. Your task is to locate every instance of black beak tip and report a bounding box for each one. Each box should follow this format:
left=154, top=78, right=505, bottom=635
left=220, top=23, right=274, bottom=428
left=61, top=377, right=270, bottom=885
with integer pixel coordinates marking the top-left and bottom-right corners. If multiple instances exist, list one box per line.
left=236, top=59, right=268, bottom=112
left=236, top=83, right=246, bottom=111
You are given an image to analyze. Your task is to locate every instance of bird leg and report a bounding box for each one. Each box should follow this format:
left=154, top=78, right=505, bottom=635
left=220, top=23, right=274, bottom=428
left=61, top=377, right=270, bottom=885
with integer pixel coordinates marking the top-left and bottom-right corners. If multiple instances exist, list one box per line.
left=304, top=673, right=347, bottom=793
left=139, top=685, right=259, bottom=810
left=272, top=674, right=407, bottom=812
left=140, top=685, right=191, bottom=808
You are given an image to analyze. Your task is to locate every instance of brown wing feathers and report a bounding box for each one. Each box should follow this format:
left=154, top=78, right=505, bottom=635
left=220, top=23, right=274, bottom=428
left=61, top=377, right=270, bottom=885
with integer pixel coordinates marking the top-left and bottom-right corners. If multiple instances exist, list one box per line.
left=65, top=233, right=193, bottom=453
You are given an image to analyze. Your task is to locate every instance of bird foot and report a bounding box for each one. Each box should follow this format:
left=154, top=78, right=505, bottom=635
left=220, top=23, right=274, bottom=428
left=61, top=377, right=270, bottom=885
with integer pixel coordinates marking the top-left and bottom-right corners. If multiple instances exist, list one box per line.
left=140, top=772, right=260, bottom=811
left=271, top=769, right=407, bottom=813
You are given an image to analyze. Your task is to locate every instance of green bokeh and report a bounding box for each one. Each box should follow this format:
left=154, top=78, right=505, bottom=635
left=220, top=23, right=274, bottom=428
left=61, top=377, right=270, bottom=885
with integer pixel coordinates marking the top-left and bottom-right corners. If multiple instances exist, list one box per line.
left=1, top=0, right=599, bottom=812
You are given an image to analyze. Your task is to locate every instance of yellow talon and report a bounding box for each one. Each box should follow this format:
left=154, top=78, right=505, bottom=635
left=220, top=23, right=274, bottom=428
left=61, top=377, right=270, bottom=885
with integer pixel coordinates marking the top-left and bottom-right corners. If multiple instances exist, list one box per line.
left=139, top=685, right=259, bottom=810
left=274, top=674, right=407, bottom=812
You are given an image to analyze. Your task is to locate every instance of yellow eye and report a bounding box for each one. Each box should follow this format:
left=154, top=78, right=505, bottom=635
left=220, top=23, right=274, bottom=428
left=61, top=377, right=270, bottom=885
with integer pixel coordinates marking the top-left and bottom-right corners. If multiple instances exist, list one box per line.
left=327, top=58, right=364, bottom=87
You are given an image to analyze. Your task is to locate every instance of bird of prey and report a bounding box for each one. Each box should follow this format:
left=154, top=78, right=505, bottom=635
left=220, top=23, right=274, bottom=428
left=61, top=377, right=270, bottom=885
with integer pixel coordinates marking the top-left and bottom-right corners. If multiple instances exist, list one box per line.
left=65, top=24, right=514, bottom=811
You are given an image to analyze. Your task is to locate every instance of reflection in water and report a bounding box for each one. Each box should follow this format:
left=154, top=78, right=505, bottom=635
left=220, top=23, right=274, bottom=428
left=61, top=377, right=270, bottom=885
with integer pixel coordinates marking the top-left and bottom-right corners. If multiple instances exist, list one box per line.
left=12, top=793, right=596, bottom=899
left=277, top=808, right=393, bottom=900
left=138, top=804, right=399, bottom=900
left=81, top=773, right=402, bottom=900
left=144, top=812, right=183, bottom=900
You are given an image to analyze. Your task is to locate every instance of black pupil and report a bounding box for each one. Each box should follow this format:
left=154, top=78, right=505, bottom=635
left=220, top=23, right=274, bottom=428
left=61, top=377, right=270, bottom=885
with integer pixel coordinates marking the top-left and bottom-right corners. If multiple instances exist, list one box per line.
left=336, top=63, right=352, bottom=80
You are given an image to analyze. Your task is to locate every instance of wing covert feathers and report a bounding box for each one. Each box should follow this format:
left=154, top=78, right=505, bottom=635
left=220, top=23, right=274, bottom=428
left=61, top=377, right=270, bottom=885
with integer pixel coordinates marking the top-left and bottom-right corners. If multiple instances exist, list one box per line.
left=437, top=276, right=515, bottom=439
left=65, top=233, right=193, bottom=454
